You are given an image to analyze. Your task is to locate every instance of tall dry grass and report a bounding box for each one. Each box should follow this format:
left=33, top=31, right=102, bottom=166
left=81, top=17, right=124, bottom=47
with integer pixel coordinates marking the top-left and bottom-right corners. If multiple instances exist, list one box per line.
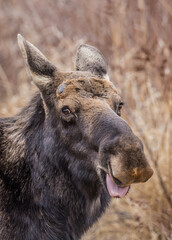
left=0, top=0, right=171, bottom=239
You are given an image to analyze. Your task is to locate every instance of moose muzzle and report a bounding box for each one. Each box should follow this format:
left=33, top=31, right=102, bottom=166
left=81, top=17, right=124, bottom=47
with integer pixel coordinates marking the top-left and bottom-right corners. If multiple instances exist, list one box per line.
left=93, top=111, right=154, bottom=199
left=100, top=134, right=153, bottom=198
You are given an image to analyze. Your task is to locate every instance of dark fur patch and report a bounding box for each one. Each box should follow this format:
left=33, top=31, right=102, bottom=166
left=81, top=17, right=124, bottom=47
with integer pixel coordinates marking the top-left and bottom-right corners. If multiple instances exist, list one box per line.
left=0, top=92, right=111, bottom=240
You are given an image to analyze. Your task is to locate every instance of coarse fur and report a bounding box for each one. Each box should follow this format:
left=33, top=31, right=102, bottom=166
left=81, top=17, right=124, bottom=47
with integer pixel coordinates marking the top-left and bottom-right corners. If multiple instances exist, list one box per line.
left=0, top=35, right=153, bottom=240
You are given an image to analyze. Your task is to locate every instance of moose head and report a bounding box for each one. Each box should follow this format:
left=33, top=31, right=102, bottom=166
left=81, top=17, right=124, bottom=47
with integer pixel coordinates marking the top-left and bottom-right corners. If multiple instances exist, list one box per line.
left=18, top=34, right=153, bottom=200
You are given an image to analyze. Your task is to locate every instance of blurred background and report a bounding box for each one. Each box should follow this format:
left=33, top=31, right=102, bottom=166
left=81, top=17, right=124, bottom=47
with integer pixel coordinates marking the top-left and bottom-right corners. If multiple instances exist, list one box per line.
left=0, top=0, right=171, bottom=239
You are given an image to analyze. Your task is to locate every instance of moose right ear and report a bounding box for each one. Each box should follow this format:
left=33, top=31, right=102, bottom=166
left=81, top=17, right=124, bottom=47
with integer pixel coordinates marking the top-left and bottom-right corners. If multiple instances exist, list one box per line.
left=75, top=44, right=109, bottom=80
left=17, top=34, right=56, bottom=90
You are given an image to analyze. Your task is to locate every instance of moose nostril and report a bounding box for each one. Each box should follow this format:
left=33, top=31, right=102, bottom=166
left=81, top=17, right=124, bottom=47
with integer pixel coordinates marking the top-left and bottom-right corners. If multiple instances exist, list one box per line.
left=113, top=177, right=122, bottom=186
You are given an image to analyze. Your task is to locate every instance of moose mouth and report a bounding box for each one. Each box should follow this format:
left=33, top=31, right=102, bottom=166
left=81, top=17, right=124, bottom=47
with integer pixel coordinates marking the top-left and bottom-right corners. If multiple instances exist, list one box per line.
left=106, top=164, right=130, bottom=198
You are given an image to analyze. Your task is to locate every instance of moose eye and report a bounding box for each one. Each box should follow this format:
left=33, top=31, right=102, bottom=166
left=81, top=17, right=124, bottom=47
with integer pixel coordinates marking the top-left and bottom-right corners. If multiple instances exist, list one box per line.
left=61, top=106, right=71, bottom=115
left=119, top=102, right=124, bottom=110
left=117, top=102, right=124, bottom=116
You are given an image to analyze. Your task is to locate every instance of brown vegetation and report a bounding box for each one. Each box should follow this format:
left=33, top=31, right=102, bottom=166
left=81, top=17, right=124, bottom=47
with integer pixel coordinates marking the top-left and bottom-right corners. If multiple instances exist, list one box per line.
left=0, top=0, right=171, bottom=239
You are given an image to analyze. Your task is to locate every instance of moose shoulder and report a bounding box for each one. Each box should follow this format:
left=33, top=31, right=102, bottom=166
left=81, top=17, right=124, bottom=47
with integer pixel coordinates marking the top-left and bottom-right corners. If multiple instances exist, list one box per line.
left=0, top=35, right=153, bottom=240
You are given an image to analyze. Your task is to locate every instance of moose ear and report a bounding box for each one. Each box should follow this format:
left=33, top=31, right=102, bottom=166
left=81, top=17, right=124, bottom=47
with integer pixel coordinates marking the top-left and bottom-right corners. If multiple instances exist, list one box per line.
left=75, top=44, right=109, bottom=80
left=17, top=34, right=56, bottom=90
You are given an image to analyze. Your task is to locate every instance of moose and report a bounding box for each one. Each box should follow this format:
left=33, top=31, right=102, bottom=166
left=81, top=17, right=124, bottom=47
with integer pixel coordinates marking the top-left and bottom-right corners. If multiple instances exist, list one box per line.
left=0, top=35, right=153, bottom=240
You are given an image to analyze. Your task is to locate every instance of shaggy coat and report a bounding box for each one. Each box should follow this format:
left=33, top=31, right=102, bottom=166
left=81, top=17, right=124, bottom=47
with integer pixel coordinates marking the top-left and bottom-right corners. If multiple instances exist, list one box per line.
left=0, top=35, right=153, bottom=240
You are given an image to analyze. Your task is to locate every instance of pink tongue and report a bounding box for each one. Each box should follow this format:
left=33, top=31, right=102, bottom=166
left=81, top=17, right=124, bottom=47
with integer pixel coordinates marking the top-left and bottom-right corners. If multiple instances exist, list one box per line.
left=106, top=174, right=129, bottom=198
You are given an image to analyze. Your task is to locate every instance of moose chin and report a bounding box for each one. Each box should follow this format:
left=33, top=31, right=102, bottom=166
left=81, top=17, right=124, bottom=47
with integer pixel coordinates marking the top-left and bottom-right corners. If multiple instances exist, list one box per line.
left=0, top=34, right=153, bottom=240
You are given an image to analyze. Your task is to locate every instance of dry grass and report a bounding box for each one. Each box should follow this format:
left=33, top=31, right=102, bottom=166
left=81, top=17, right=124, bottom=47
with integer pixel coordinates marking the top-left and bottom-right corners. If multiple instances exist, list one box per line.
left=0, top=0, right=171, bottom=239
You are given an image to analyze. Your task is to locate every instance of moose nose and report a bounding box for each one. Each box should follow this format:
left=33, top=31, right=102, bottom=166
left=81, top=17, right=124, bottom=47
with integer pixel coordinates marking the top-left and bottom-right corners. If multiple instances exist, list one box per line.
left=132, top=165, right=154, bottom=183
left=114, top=166, right=153, bottom=186
left=109, top=158, right=154, bottom=187
left=104, top=134, right=154, bottom=186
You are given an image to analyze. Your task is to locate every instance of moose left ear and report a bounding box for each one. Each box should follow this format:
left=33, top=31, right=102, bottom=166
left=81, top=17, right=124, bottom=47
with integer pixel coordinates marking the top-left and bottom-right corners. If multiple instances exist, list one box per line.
left=17, top=34, right=56, bottom=90
left=75, top=44, right=109, bottom=80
